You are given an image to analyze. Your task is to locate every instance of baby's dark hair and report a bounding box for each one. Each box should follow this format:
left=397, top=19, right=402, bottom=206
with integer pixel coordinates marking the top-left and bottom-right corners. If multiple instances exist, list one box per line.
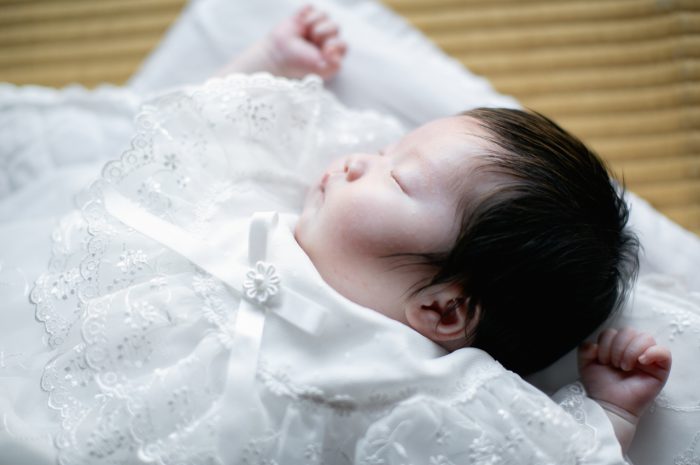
left=424, top=108, right=639, bottom=376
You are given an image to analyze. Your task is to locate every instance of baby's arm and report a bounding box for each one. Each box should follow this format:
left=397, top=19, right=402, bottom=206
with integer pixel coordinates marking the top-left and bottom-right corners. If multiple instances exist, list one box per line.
left=216, top=5, right=347, bottom=80
left=578, top=328, right=672, bottom=452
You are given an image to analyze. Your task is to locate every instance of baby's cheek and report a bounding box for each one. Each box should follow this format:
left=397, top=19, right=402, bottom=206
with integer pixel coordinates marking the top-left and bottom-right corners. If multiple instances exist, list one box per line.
left=333, top=206, right=380, bottom=243
left=341, top=210, right=420, bottom=254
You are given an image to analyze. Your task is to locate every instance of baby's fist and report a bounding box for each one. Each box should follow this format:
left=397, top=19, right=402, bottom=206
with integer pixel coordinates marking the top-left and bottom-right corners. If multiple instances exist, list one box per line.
left=268, top=5, right=347, bottom=80
left=579, top=328, right=671, bottom=422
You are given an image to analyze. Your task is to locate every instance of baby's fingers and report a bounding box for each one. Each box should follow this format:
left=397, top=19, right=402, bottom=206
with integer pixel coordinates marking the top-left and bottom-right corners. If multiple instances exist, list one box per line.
left=595, top=328, right=618, bottom=365
left=638, top=345, right=672, bottom=381
left=577, top=340, right=599, bottom=371
left=609, top=327, right=638, bottom=368
left=309, top=19, right=340, bottom=44
left=322, top=37, right=347, bottom=61
left=300, top=7, right=329, bottom=37
left=295, top=4, right=314, bottom=20
left=620, top=332, right=655, bottom=371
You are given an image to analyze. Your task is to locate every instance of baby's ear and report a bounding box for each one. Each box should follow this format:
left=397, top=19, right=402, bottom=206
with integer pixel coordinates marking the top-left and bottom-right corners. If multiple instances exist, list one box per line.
left=404, top=284, right=477, bottom=344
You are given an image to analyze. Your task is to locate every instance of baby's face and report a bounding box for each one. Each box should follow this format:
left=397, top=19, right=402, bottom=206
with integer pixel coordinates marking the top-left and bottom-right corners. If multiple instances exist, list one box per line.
left=295, top=116, right=494, bottom=326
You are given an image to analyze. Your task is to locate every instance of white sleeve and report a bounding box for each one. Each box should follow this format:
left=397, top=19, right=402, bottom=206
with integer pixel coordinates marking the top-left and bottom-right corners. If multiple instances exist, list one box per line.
left=356, top=373, right=628, bottom=465
left=553, top=382, right=630, bottom=464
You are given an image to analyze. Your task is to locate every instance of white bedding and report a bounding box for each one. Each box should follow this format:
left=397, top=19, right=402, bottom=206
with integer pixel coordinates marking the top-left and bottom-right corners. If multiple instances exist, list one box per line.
left=1, top=0, right=699, bottom=463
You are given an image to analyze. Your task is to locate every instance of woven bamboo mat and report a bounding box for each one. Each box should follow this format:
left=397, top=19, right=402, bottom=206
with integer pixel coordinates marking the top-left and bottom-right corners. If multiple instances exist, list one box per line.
left=2, top=0, right=699, bottom=235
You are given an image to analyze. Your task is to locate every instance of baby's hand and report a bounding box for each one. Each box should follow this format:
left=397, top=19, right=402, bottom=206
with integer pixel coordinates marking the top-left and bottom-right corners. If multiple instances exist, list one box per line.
left=579, top=328, right=671, bottom=422
left=267, top=5, right=348, bottom=80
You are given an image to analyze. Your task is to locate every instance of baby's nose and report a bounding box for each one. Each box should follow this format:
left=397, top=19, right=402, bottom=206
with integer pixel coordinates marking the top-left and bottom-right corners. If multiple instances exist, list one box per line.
left=344, top=158, right=366, bottom=182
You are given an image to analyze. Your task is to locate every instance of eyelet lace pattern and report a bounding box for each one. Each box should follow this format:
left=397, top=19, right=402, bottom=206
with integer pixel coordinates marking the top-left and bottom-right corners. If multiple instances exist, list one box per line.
left=28, top=73, right=403, bottom=464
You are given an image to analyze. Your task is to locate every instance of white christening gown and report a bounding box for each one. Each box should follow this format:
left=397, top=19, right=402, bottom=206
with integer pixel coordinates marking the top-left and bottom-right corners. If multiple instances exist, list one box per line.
left=2, top=74, right=627, bottom=465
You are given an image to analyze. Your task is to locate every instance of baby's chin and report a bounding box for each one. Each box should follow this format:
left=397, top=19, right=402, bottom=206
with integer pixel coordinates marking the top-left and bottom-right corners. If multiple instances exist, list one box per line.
left=293, top=215, right=305, bottom=246
left=295, top=184, right=323, bottom=238
left=293, top=202, right=313, bottom=251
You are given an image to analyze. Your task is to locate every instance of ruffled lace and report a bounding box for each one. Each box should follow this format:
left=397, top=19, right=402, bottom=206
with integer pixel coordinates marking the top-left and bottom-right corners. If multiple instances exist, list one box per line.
left=357, top=372, right=600, bottom=465
left=28, top=73, right=405, bottom=464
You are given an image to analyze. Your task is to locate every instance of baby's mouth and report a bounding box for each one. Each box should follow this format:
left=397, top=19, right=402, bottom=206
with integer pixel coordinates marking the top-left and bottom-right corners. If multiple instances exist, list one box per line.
left=320, top=172, right=330, bottom=193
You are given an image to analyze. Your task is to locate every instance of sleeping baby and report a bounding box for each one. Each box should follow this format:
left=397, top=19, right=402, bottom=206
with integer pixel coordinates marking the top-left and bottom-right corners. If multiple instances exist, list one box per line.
left=23, top=5, right=669, bottom=464
left=264, top=5, right=671, bottom=453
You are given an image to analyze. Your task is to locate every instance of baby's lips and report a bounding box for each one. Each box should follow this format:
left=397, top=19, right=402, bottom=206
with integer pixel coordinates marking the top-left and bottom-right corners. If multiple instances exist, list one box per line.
left=320, top=172, right=330, bottom=191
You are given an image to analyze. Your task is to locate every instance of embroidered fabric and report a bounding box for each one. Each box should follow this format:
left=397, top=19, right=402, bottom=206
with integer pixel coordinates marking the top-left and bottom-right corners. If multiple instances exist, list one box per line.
left=356, top=374, right=605, bottom=465
left=23, top=74, right=628, bottom=465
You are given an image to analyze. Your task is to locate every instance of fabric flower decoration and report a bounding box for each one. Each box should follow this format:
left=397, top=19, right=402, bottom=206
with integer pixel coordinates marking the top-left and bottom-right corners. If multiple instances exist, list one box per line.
left=243, top=261, right=281, bottom=304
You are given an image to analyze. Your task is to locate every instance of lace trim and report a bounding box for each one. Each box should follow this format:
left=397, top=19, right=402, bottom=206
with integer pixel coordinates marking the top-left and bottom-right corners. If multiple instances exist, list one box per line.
left=101, top=73, right=321, bottom=186
left=558, top=382, right=588, bottom=425
left=555, top=382, right=597, bottom=460
left=30, top=183, right=116, bottom=348
left=27, top=73, right=404, bottom=464
left=256, top=353, right=506, bottom=417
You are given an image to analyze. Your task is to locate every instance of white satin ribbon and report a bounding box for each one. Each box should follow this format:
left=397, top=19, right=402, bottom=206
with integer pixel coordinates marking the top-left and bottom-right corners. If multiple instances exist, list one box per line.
left=101, top=183, right=326, bottom=334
